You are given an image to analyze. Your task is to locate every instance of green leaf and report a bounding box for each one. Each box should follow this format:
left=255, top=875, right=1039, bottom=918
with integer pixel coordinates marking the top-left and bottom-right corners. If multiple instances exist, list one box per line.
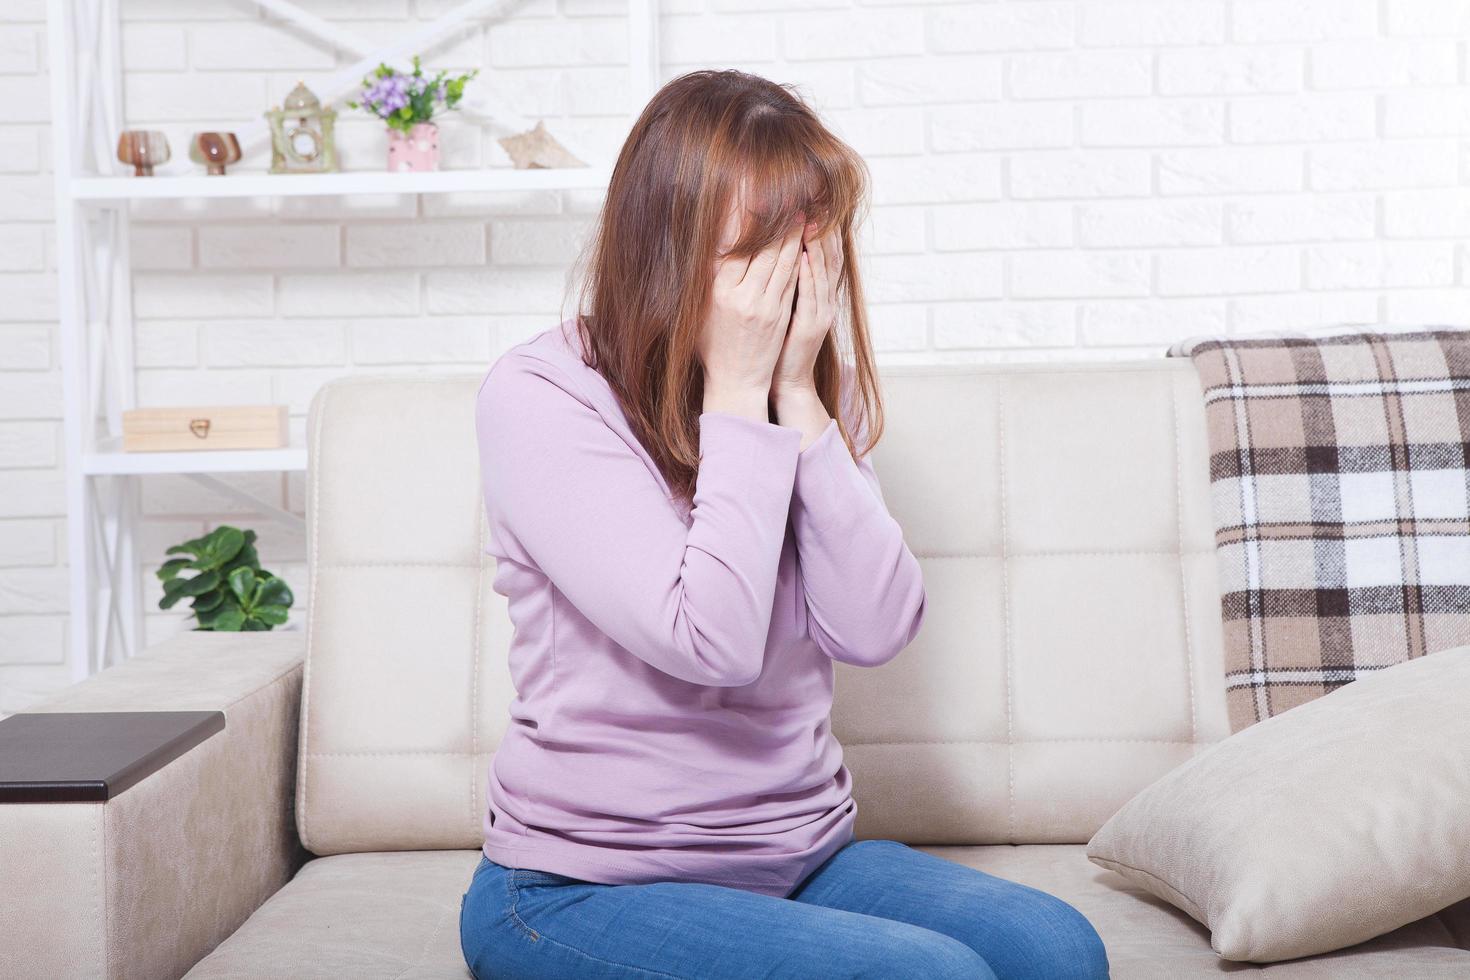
left=228, top=567, right=257, bottom=604
left=161, top=575, right=194, bottom=597
left=165, top=535, right=208, bottom=557
left=161, top=571, right=219, bottom=609
left=407, top=89, right=434, bottom=124
left=156, top=557, right=192, bottom=581
left=256, top=576, right=294, bottom=608
left=240, top=617, right=270, bottom=631
left=191, top=590, right=226, bottom=613
left=211, top=607, right=247, bottom=631
left=194, top=594, right=239, bottom=626
left=221, top=537, right=259, bottom=574
left=253, top=604, right=290, bottom=626
left=221, top=551, right=257, bottom=580
left=179, top=570, right=221, bottom=597
left=202, top=526, right=246, bottom=569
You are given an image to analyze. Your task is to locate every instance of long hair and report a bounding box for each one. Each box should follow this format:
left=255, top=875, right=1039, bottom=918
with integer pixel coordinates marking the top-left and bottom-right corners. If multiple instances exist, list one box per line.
left=565, top=68, right=883, bottom=504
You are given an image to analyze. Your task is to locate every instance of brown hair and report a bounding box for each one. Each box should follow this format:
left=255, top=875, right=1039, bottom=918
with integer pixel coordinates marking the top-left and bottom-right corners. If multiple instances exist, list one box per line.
left=564, top=68, right=884, bottom=504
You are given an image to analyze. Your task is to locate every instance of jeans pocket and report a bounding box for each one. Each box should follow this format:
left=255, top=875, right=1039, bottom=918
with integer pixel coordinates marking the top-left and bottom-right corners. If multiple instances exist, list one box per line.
left=513, top=868, right=579, bottom=888
left=505, top=873, right=542, bottom=943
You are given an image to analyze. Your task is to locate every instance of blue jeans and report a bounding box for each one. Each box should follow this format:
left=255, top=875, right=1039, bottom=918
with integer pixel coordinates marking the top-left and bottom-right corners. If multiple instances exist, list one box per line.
left=459, top=838, right=1109, bottom=979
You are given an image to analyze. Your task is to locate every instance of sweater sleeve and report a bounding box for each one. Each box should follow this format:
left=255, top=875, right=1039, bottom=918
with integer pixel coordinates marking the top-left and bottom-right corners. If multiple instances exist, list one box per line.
left=475, top=353, right=803, bottom=688
left=788, top=373, right=927, bottom=669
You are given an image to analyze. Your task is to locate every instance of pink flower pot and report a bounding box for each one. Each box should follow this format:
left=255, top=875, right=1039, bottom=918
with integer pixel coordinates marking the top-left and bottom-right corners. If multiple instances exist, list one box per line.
left=386, top=122, right=440, bottom=172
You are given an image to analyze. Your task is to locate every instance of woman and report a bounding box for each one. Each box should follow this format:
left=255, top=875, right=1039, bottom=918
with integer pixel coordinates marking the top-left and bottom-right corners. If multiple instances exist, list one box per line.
left=461, top=69, right=1109, bottom=980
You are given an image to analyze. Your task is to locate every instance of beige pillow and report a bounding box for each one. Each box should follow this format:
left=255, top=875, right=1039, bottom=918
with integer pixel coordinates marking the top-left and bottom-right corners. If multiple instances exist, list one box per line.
left=1087, top=644, right=1470, bottom=963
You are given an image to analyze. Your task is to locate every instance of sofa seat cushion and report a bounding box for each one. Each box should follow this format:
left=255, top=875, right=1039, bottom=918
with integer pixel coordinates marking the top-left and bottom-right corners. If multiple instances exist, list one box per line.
left=941, top=845, right=1470, bottom=979
left=183, top=847, right=1470, bottom=979
left=183, top=850, right=477, bottom=980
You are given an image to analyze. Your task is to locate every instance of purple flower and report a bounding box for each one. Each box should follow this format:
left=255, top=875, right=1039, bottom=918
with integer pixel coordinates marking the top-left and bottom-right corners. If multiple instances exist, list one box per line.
left=351, top=58, right=476, bottom=127
left=361, top=72, right=415, bottom=117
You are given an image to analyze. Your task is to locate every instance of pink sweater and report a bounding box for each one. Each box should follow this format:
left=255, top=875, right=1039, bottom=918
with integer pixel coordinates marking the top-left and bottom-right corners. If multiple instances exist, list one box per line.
left=474, top=319, right=927, bottom=898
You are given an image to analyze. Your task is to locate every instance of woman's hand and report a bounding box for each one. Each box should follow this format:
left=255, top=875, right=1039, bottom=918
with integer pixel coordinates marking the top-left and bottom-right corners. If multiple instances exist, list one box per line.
left=698, top=210, right=806, bottom=422
left=771, top=224, right=843, bottom=447
left=773, top=224, right=842, bottom=397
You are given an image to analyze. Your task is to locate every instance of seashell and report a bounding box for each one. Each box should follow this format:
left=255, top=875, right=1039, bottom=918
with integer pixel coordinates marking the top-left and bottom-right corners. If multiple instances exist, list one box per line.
left=497, top=120, right=586, bottom=170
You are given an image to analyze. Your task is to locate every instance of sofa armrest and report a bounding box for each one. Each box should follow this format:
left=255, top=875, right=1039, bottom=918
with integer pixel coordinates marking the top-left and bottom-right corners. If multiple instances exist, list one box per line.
left=0, top=630, right=309, bottom=980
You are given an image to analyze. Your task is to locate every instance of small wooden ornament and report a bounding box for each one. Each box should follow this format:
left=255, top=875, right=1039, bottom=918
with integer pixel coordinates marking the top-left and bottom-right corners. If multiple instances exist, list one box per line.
left=116, top=130, right=170, bottom=177
left=497, top=120, right=587, bottom=169
left=189, top=132, right=242, bottom=176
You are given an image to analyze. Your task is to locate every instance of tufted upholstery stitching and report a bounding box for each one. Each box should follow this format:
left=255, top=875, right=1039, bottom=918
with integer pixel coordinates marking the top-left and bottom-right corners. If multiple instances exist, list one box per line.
left=297, top=379, right=331, bottom=851
left=997, top=380, right=1016, bottom=843
left=1170, top=376, right=1200, bottom=745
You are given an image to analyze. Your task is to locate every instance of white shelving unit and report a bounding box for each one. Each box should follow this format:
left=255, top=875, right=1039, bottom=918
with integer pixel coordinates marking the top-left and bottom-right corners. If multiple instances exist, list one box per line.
left=46, top=0, right=660, bottom=681
left=70, top=166, right=616, bottom=201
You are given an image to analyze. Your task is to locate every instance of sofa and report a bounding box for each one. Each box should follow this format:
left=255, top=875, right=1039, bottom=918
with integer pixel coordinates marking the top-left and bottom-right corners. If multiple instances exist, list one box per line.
left=3, top=358, right=1468, bottom=979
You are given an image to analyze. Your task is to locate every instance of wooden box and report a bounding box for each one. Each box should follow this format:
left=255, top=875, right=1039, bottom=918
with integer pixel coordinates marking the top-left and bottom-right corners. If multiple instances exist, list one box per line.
left=121, top=404, right=289, bottom=452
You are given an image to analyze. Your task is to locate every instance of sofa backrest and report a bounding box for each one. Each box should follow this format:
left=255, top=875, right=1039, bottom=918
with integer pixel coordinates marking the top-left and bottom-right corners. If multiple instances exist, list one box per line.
left=295, top=360, right=1230, bottom=855
left=843, top=360, right=1230, bottom=843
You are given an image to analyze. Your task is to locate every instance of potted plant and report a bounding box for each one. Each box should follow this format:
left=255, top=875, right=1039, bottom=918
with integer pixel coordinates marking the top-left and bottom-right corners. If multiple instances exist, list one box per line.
left=347, top=55, right=478, bottom=173
left=157, top=525, right=295, bottom=631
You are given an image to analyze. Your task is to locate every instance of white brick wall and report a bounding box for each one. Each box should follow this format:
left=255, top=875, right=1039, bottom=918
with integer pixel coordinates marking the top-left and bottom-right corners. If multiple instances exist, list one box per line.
left=1, top=0, right=1467, bottom=710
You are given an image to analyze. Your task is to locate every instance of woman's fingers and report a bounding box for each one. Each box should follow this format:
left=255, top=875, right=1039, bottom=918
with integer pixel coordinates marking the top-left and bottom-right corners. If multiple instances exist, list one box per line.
left=717, top=215, right=805, bottom=317
left=714, top=251, right=750, bottom=291
left=761, top=219, right=806, bottom=295
left=806, top=232, right=828, bottom=303
left=824, top=227, right=843, bottom=283
left=776, top=243, right=802, bottom=327
left=794, top=249, right=815, bottom=324
left=713, top=203, right=751, bottom=288
left=741, top=218, right=785, bottom=288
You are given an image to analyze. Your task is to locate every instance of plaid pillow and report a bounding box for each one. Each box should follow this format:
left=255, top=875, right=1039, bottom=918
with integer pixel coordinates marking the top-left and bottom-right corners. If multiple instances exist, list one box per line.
left=1170, top=329, right=1470, bottom=732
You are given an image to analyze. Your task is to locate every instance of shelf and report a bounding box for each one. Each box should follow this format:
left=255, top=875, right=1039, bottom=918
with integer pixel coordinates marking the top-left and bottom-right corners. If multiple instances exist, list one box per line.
left=48, top=0, right=659, bottom=677
left=82, top=443, right=307, bottom=476
left=68, top=165, right=613, bottom=201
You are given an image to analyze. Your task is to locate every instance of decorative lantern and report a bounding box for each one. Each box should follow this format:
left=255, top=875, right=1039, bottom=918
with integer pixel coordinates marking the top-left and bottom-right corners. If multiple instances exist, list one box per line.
left=265, top=82, right=337, bottom=174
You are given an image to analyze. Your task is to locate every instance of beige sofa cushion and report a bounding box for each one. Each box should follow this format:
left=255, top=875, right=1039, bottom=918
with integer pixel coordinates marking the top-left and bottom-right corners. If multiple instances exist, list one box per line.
left=181, top=846, right=1470, bottom=979
left=1087, top=645, right=1470, bottom=963
left=297, top=362, right=1231, bottom=854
